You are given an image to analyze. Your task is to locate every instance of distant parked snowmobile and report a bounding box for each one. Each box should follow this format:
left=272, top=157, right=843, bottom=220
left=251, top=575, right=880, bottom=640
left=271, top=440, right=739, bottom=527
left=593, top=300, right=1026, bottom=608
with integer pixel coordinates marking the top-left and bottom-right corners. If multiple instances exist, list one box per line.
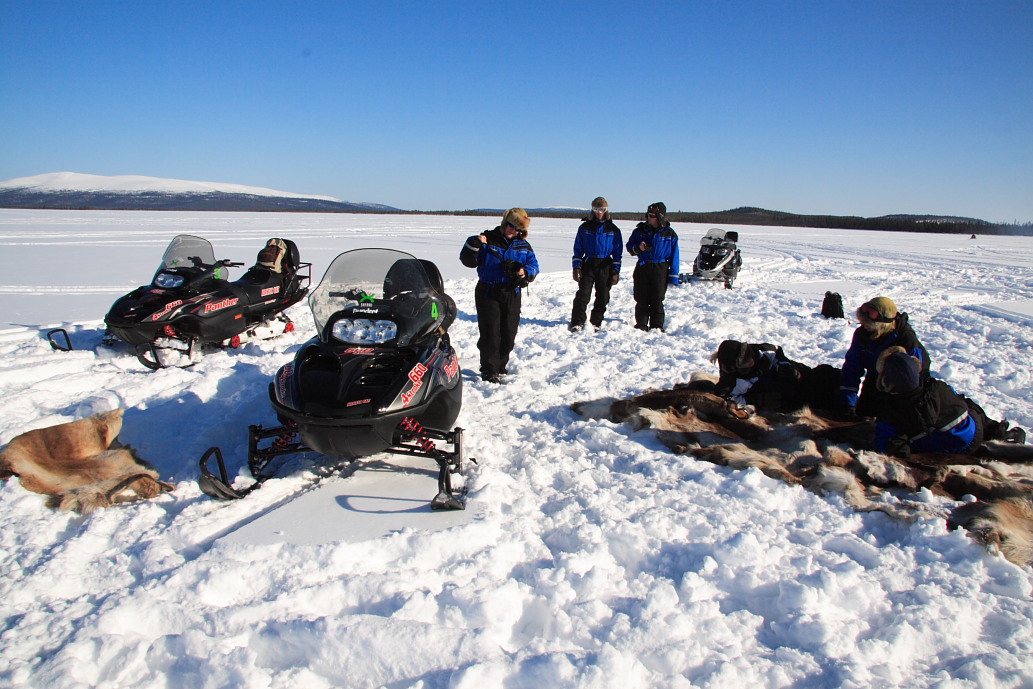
left=683, top=228, right=742, bottom=289
left=102, top=234, right=310, bottom=369
left=199, top=248, right=468, bottom=510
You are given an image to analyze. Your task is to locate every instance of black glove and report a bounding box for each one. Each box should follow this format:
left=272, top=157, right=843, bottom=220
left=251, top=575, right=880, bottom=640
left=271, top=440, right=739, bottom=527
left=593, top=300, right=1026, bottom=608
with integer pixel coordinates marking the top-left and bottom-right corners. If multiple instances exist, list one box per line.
left=839, top=406, right=859, bottom=421
left=885, top=436, right=911, bottom=459
left=610, top=271, right=619, bottom=286
left=573, top=268, right=582, bottom=282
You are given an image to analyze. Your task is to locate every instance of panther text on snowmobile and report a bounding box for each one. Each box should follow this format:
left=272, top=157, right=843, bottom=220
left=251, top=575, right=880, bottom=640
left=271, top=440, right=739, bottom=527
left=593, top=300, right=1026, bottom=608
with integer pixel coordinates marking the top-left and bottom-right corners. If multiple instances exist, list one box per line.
left=102, top=234, right=310, bottom=369
left=199, top=248, right=469, bottom=511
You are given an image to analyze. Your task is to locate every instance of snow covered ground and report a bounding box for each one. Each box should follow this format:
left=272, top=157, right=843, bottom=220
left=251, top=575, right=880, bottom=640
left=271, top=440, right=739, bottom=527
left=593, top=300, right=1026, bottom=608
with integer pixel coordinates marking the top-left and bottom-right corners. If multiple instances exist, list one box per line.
left=1, top=209, right=1033, bottom=688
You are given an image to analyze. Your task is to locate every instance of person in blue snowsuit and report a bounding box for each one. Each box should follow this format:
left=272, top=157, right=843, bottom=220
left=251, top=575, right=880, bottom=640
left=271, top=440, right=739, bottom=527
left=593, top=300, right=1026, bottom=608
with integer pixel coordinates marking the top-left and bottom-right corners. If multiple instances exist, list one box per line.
left=569, top=196, right=623, bottom=331
left=838, top=296, right=930, bottom=418
left=459, top=208, right=540, bottom=383
left=626, top=201, right=679, bottom=331
left=873, top=348, right=1024, bottom=458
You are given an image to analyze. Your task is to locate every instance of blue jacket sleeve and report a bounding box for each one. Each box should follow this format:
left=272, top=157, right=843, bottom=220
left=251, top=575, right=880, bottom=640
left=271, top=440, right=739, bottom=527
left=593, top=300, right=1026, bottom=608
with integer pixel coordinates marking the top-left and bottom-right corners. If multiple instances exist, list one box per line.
left=572, top=228, right=586, bottom=269
left=839, top=332, right=865, bottom=407
left=524, top=249, right=540, bottom=278
left=610, top=227, right=623, bottom=272
left=668, top=237, right=680, bottom=284
left=460, top=235, right=482, bottom=268
left=626, top=229, right=644, bottom=256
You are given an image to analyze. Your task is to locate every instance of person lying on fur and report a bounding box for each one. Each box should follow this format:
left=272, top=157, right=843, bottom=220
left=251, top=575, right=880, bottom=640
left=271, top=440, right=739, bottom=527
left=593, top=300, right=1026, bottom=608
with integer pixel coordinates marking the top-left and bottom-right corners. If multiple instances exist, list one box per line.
left=874, top=347, right=1026, bottom=458
left=708, top=340, right=841, bottom=417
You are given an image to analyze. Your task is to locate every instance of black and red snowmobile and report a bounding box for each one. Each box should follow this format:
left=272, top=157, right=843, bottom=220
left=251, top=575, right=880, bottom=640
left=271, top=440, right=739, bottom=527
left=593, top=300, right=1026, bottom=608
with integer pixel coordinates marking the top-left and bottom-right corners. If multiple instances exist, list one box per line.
left=102, top=234, right=311, bottom=369
left=198, top=248, right=468, bottom=510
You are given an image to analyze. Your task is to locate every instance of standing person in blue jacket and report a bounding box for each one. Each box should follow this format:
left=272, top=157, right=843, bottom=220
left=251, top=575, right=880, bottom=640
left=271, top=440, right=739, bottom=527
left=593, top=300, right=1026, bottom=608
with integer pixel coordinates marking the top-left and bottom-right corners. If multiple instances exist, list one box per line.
left=838, top=296, right=930, bottom=418
left=459, top=208, right=540, bottom=384
left=569, top=196, right=623, bottom=331
left=873, top=347, right=1025, bottom=458
left=626, top=201, right=679, bottom=331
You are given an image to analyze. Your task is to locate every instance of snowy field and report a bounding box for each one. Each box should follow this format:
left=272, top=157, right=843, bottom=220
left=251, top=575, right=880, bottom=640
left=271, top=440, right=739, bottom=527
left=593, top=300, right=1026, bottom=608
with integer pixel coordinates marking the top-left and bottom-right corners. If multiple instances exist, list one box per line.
left=2, top=209, right=1033, bottom=688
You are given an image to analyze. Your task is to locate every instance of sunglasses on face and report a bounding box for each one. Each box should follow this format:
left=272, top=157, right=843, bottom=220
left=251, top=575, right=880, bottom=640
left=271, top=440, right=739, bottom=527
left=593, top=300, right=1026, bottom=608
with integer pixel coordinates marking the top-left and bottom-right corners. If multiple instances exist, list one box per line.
left=859, top=304, right=894, bottom=322
left=646, top=213, right=658, bottom=218
left=593, top=207, right=608, bottom=214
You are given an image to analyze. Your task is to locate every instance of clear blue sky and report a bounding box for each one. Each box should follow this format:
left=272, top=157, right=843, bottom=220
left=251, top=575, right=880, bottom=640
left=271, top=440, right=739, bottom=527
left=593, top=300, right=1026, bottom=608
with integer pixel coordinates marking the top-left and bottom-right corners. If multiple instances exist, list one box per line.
left=2, top=1, right=1031, bottom=221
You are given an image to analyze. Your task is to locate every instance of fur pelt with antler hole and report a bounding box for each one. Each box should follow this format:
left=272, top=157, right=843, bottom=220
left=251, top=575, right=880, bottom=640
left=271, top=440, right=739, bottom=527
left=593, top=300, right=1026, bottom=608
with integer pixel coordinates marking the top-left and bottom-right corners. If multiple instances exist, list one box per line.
left=0, top=409, right=174, bottom=514
left=572, top=377, right=1033, bottom=567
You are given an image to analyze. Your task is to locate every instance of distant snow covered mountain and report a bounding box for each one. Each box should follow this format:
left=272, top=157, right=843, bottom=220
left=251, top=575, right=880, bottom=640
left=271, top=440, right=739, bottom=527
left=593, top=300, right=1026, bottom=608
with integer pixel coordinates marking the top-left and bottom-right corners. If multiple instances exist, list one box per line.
left=0, top=172, right=399, bottom=212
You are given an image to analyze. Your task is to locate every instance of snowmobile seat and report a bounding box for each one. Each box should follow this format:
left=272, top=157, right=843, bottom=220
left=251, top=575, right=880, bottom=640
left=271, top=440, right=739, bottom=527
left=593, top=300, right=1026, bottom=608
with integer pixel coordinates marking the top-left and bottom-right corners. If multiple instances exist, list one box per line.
left=232, top=238, right=304, bottom=304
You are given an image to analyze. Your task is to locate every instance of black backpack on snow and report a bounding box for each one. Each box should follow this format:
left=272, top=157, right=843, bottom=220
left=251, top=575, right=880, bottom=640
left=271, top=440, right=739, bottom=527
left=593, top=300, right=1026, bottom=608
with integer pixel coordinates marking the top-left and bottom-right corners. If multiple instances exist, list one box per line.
left=821, top=291, right=845, bottom=319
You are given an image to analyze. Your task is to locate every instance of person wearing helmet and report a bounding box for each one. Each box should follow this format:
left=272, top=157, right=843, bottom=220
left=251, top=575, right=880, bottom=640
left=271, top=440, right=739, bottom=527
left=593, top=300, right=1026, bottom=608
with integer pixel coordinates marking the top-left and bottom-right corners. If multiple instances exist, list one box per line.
left=569, top=196, right=623, bottom=331
left=838, top=296, right=930, bottom=418
left=459, top=208, right=540, bottom=384
left=625, top=202, right=680, bottom=331
left=873, top=347, right=1025, bottom=457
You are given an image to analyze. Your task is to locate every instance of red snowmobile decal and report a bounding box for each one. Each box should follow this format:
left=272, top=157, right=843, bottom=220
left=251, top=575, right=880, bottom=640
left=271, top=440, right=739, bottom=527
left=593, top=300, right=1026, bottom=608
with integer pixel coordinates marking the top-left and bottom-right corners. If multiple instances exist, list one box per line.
left=401, top=363, right=429, bottom=408
left=204, top=297, right=239, bottom=313
left=151, top=300, right=183, bottom=321
left=443, top=353, right=459, bottom=382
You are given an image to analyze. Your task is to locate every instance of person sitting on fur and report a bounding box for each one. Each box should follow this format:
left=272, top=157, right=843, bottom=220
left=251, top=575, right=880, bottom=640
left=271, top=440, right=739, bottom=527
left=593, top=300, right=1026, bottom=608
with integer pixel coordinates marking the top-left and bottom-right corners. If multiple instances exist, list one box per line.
left=839, top=296, right=930, bottom=418
left=874, top=347, right=1025, bottom=458
left=710, top=340, right=810, bottom=415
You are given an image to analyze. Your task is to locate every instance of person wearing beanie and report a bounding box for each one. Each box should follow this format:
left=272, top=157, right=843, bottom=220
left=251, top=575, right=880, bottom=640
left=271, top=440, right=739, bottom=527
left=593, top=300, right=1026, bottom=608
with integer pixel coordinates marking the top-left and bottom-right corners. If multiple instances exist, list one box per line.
left=569, top=196, right=623, bottom=331
left=459, top=208, right=540, bottom=384
left=837, top=295, right=930, bottom=417
left=873, top=347, right=1026, bottom=457
left=625, top=202, right=680, bottom=331
left=710, top=339, right=842, bottom=415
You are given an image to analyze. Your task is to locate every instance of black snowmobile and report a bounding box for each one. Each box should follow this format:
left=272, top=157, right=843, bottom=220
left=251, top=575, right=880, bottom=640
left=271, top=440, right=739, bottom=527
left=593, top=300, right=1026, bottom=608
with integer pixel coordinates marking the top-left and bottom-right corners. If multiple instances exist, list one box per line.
left=683, top=228, right=742, bottom=289
left=198, top=248, right=468, bottom=510
left=102, top=234, right=311, bottom=369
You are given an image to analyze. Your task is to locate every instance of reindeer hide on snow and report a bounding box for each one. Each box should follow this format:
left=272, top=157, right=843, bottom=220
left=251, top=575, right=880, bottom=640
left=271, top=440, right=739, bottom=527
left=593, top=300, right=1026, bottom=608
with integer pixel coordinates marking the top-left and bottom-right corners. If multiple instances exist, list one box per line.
left=0, top=409, right=174, bottom=514
left=573, top=380, right=1033, bottom=567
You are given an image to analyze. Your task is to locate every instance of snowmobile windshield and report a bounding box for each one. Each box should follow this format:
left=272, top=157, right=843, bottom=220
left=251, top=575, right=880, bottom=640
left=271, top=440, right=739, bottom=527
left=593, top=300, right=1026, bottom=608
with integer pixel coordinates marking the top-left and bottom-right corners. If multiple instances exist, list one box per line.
left=160, top=235, right=216, bottom=271
left=311, top=248, right=447, bottom=348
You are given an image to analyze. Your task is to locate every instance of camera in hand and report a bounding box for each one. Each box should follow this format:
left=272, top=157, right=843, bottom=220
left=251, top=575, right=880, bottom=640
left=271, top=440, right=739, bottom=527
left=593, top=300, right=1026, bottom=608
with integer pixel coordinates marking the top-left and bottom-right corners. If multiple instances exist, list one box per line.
left=503, top=260, right=530, bottom=288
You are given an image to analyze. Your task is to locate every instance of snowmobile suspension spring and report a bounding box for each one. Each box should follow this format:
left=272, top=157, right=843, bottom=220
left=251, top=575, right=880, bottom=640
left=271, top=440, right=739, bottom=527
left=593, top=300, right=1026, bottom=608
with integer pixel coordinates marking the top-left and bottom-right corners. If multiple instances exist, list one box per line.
left=271, top=420, right=299, bottom=451
left=400, top=417, right=437, bottom=454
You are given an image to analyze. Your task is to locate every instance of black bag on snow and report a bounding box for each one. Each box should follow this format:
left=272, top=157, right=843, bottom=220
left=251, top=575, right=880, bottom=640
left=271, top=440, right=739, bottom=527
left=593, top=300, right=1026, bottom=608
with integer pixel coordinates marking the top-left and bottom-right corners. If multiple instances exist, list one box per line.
left=821, top=291, right=845, bottom=319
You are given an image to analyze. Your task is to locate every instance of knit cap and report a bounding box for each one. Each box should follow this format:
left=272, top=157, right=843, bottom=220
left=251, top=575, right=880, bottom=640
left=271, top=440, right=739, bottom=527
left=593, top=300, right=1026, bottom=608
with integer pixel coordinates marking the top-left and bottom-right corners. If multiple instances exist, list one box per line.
left=879, top=350, right=920, bottom=393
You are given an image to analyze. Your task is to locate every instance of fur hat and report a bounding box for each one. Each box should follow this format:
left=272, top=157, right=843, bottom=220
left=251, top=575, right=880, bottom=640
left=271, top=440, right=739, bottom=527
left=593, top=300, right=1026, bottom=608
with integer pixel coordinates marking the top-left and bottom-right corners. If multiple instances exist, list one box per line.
left=591, top=197, right=609, bottom=210
left=858, top=296, right=898, bottom=323
left=877, top=346, right=920, bottom=393
left=502, top=208, right=530, bottom=235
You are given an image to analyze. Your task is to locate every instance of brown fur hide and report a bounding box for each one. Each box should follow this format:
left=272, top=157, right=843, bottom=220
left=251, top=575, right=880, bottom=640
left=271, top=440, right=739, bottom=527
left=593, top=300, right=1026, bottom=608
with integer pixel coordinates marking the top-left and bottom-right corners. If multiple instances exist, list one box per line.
left=572, top=380, right=1033, bottom=567
left=0, top=409, right=174, bottom=514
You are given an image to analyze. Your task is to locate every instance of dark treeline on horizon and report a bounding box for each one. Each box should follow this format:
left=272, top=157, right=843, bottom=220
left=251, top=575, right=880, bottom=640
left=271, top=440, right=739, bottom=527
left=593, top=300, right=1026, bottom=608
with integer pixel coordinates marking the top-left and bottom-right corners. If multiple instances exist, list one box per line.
left=437, top=207, right=1032, bottom=236
left=4, top=200, right=1031, bottom=236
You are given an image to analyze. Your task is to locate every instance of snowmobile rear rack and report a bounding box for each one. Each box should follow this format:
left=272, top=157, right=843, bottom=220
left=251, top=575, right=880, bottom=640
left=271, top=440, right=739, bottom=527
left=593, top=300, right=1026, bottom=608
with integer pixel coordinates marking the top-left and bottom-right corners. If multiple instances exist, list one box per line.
left=198, top=417, right=469, bottom=510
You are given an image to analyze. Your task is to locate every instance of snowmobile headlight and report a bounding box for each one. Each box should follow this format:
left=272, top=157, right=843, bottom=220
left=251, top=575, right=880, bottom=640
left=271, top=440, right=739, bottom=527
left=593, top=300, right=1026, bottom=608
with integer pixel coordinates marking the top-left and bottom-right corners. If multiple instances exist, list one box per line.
left=712, top=248, right=728, bottom=256
left=154, top=272, right=184, bottom=289
left=332, top=318, right=398, bottom=344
